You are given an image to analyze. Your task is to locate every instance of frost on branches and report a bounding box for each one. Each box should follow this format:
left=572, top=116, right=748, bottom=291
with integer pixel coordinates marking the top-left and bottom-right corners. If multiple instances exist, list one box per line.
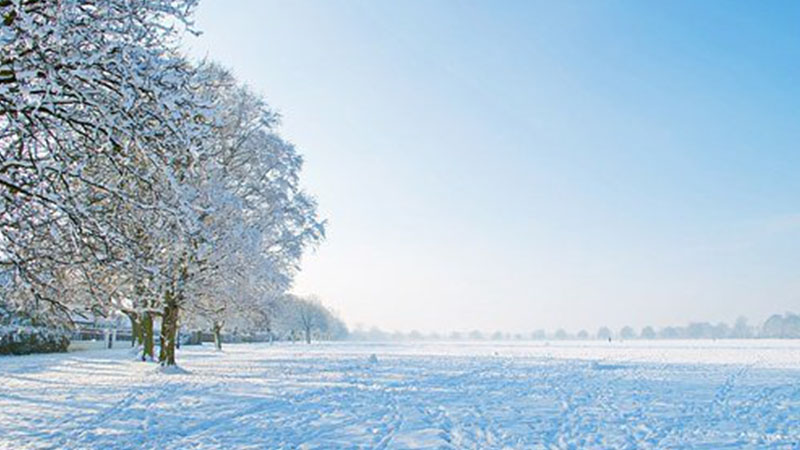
left=0, top=0, right=202, bottom=315
left=0, top=1, right=327, bottom=365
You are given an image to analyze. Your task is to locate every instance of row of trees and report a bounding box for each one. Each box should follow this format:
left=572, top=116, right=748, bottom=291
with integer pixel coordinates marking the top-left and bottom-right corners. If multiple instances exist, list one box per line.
left=0, top=1, right=326, bottom=364
left=351, top=313, right=800, bottom=341
left=189, top=294, right=348, bottom=349
left=585, top=314, right=800, bottom=340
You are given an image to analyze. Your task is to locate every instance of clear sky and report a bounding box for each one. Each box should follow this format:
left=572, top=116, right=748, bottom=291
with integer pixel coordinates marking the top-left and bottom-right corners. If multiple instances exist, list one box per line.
left=186, top=0, right=800, bottom=334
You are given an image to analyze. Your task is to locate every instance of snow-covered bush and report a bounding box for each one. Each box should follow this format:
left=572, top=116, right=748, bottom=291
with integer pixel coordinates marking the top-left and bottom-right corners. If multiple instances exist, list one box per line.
left=0, top=325, right=69, bottom=355
left=0, top=296, right=70, bottom=355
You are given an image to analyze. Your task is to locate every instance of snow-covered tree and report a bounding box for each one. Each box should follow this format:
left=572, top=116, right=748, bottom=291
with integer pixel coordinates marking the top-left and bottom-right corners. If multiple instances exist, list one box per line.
left=619, top=326, right=636, bottom=340
left=640, top=326, right=657, bottom=339
left=279, top=295, right=345, bottom=344
left=0, top=0, right=205, bottom=322
left=179, top=65, right=324, bottom=354
left=530, top=329, right=546, bottom=340
left=292, top=296, right=325, bottom=344
left=0, top=2, right=325, bottom=366
left=730, top=316, right=753, bottom=339
left=761, top=313, right=800, bottom=338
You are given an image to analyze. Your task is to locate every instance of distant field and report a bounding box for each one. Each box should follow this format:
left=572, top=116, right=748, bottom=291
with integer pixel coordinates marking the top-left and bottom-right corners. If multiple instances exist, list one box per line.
left=2, top=341, right=799, bottom=449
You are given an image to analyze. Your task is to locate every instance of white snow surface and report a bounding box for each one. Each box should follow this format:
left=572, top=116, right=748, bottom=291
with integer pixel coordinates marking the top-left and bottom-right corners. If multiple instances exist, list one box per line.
left=2, top=340, right=800, bottom=449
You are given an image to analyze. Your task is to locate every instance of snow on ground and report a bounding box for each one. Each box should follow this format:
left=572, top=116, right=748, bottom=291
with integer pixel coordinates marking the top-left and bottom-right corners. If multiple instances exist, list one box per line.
left=2, top=340, right=800, bottom=449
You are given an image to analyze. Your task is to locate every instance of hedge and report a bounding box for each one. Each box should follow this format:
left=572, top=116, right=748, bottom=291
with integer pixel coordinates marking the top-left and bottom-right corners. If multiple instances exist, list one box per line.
left=0, top=326, right=70, bottom=355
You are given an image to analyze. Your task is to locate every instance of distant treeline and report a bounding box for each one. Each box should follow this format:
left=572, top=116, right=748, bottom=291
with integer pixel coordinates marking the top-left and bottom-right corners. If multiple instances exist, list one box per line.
left=350, top=312, right=800, bottom=341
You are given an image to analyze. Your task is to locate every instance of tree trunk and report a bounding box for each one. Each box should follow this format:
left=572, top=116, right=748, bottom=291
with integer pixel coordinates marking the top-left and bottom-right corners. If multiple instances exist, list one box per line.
left=305, top=327, right=311, bottom=344
left=158, top=310, right=167, bottom=363
left=159, top=292, right=179, bottom=366
left=213, top=322, right=223, bottom=351
left=129, top=315, right=140, bottom=348
left=136, top=315, right=145, bottom=347
left=141, top=312, right=154, bottom=361
left=167, top=311, right=178, bottom=364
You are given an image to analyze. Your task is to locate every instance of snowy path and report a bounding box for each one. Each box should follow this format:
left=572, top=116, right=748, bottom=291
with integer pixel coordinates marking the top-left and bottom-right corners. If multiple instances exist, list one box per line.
left=2, top=341, right=800, bottom=449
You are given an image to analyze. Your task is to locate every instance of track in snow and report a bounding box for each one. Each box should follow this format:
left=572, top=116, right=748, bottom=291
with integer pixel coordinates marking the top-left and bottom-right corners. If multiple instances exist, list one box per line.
left=2, top=340, right=800, bottom=449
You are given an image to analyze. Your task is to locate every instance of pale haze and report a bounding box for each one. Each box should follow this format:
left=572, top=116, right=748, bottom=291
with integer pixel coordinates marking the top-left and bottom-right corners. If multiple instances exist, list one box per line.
left=187, top=1, right=800, bottom=333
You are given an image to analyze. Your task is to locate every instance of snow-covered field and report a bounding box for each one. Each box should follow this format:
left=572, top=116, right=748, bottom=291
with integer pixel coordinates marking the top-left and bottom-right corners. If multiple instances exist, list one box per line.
left=2, top=340, right=800, bottom=449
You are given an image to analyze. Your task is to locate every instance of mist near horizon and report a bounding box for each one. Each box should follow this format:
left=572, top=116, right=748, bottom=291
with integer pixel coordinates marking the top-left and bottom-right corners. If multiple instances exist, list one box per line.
left=187, top=0, right=800, bottom=334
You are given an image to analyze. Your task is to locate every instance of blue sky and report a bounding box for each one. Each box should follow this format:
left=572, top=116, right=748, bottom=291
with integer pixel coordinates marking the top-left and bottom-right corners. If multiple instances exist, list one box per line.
left=187, top=0, right=800, bottom=333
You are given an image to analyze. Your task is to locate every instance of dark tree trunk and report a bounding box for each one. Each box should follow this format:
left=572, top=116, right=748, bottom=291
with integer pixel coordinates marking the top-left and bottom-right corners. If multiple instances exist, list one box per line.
left=158, top=311, right=167, bottom=363
left=159, top=292, right=179, bottom=366
left=213, top=322, right=223, bottom=351
left=129, top=315, right=140, bottom=348
left=142, top=312, right=154, bottom=361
